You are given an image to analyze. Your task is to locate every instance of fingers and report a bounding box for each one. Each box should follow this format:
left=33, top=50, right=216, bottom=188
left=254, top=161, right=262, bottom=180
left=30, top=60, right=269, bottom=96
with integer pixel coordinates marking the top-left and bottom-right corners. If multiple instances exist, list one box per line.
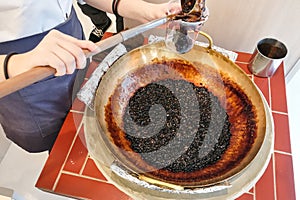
left=143, top=2, right=181, bottom=23
left=51, top=47, right=77, bottom=76
left=45, top=53, right=68, bottom=76
left=55, top=39, right=85, bottom=73
left=32, top=30, right=98, bottom=76
left=167, top=0, right=182, bottom=15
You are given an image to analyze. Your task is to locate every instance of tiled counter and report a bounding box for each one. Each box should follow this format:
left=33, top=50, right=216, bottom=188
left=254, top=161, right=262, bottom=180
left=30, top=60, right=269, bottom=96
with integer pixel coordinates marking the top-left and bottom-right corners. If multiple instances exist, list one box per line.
left=35, top=35, right=296, bottom=200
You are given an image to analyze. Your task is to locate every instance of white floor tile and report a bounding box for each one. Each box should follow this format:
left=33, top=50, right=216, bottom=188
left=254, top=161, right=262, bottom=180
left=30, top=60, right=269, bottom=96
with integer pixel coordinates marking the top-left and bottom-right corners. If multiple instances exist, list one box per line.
left=0, top=143, right=74, bottom=200
left=0, top=125, right=11, bottom=164
left=286, top=69, right=300, bottom=200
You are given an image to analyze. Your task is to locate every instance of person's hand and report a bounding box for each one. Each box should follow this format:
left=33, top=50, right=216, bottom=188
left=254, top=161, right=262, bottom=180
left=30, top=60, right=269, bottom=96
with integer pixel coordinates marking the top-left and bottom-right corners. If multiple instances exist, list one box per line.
left=166, top=0, right=183, bottom=16
left=12, top=30, right=98, bottom=77
left=142, top=1, right=182, bottom=22
left=84, top=0, right=181, bottom=24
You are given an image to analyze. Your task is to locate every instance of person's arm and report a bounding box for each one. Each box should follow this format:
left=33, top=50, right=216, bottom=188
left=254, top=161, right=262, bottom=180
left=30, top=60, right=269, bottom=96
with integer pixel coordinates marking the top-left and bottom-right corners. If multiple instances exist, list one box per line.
left=0, top=30, right=97, bottom=82
left=85, top=0, right=181, bottom=23
left=0, top=0, right=180, bottom=82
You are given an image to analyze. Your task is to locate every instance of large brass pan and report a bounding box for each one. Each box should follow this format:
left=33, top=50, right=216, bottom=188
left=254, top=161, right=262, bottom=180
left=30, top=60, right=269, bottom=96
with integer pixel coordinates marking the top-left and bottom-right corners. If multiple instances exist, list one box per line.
left=92, top=33, right=266, bottom=189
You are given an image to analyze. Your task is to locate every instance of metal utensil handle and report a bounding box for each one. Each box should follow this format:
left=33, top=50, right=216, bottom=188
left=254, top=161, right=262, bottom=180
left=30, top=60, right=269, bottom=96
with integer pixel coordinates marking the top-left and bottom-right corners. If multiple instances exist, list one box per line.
left=86, top=17, right=169, bottom=58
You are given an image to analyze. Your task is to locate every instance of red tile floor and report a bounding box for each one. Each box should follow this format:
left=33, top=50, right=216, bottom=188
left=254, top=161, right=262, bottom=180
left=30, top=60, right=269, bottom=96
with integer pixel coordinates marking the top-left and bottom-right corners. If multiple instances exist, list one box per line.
left=35, top=48, right=296, bottom=200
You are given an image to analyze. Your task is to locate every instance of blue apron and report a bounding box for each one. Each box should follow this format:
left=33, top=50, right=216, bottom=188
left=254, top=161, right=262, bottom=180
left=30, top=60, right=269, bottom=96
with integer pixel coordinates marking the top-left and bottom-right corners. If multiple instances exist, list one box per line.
left=0, top=7, right=87, bottom=152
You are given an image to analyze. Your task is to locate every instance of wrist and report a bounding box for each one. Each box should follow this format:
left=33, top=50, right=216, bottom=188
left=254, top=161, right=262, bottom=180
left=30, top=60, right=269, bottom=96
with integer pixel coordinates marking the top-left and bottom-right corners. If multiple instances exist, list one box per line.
left=117, top=0, right=151, bottom=22
left=6, top=53, right=33, bottom=78
left=3, top=52, right=18, bottom=79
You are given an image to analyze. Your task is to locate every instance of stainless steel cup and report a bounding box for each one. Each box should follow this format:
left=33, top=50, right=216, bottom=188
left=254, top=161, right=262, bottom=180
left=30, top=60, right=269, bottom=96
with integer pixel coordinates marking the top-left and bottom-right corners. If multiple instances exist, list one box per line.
left=248, top=38, right=288, bottom=77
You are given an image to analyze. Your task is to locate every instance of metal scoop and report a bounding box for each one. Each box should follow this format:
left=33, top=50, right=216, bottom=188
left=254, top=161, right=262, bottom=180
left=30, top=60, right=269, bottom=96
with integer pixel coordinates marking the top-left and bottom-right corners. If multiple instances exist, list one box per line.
left=181, top=0, right=197, bottom=14
left=166, top=0, right=208, bottom=53
left=181, top=0, right=205, bottom=15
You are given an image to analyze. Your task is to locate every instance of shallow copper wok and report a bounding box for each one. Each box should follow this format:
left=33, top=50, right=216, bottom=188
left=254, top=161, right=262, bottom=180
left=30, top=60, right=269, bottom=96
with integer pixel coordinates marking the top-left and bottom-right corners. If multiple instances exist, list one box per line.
left=91, top=32, right=267, bottom=190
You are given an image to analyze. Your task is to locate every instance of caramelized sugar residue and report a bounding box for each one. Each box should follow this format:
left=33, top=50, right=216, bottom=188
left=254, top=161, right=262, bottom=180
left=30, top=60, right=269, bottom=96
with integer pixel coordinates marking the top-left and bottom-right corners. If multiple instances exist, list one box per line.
left=104, top=58, right=258, bottom=186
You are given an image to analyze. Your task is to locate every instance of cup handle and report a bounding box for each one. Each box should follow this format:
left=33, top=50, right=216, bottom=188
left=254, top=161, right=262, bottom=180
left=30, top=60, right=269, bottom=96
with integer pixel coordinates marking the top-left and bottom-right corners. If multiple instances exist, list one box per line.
left=198, top=31, right=213, bottom=49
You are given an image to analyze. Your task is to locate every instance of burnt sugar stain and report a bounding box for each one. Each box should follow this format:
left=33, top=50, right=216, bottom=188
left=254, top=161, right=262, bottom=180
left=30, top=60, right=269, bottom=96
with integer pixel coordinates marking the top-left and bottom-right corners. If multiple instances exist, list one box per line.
left=103, top=58, right=259, bottom=184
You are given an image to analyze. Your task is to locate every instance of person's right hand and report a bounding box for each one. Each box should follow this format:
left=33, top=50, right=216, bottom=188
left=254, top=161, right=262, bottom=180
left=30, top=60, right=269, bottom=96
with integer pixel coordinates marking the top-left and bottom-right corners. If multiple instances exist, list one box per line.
left=9, top=30, right=98, bottom=77
left=136, top=1, right=182, bottom=23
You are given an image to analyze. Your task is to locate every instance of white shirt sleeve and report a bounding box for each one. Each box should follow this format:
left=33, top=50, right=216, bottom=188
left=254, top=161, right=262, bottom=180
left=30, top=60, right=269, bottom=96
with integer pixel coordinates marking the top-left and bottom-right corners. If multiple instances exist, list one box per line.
left=0, top=0, right=73, bottom=43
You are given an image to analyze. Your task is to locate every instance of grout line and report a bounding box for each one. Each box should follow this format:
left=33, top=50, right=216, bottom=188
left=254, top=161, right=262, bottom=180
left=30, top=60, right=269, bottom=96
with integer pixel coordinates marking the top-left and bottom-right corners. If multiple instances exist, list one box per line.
left=268, top=78, right=272, bottom=110
left=52, top=119, right=83, bottom=191
left=268, top=78, right=288, bottom=115
left=272, top=110, right=288, bottom=115
left=79, top=154, right=89, bottom=175
left=245, top=190, right=254, bottom=195
left=235, top=61, right=250, bottom=64
left=61, top=170, right=109, bottom=184
left=253, top=184, right=256, bottom=200
left=272, top=153, right=278, bottom=200
left=269, top=68, right=275, bottom=200
left=274, top=150, right=292, bottom=156
left=70, top=110, right=84, bottom=114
